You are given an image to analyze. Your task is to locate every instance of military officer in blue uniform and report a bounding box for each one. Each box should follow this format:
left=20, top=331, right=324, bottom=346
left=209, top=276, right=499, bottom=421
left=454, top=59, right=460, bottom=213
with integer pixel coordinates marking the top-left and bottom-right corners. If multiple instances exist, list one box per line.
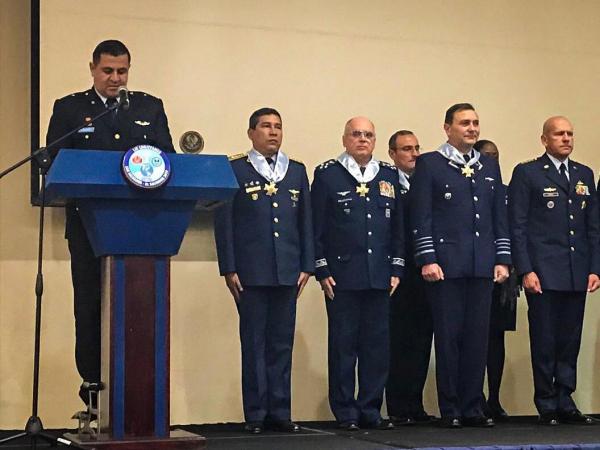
left=214, top=108, right=313, bottom=434
left=384, top=130, right=434, bottom=425
left=410, top=103, right=510, bottom=428
left=508, top=116, right=600, bottom=426
left=45, top=40, right=175, bottom=406
left=312, top=116, right=404, bottom=431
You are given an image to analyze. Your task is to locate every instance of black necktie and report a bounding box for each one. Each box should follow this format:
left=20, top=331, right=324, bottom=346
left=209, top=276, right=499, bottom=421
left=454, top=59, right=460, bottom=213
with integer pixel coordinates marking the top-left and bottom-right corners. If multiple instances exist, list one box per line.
left=266, top=157, right=275, bottom=170
left=463, top=152, right=471, bottom=163
left=106, top=97, right=118, bottom=109
left=106, top=97, right=118, bottom=126
left=559, top=162, right=569, bottom=185
left=360, top=167, right=366, bottom=175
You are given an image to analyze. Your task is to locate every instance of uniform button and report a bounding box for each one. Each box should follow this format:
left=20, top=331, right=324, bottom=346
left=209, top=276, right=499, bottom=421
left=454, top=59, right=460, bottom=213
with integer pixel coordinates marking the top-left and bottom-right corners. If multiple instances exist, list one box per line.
left=367, top=213, right=372, bottom=219
left=337, top=256, right=341, bottom=260
left=475, top=231, right=480, bottom=237
left=84, top=135, right=89, bottom=139
left=368, top=231, right=372, bottom=236
left=143, top=134, right=147, bottom=139
left=571, top=246, right=575, bottom=252
left=474, top=196, right=478, bottom=202
left=114, top=133, right=120, bottom=140
left=274, top=232, right=279, bottom=238
left=569, top=199, right=573, bottom=204
left=569, top=214, right=574, bottom=220
left=475, top=214, right=480, bottom=219
left=366, top=197, right=370, bottom=202
left=471, top=179, right=475, bottom=184
left=273, top=202, right=279, bottom=208
left=368, top=249, right=373, bottom=254
left=274, top=217, right=279, bottom=223
left=439, top=238, right=444, bottom=243
left=570, top=230, right=575, bottom=235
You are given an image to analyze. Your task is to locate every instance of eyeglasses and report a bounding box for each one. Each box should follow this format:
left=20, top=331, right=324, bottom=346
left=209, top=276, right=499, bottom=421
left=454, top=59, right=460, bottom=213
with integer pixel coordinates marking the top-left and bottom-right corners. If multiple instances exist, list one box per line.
left=349, top=130, right=375, bottom=140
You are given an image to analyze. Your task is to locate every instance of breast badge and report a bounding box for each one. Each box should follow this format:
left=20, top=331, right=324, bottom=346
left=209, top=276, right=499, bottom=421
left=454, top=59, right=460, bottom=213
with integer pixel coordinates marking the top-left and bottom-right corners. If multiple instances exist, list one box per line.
left=356, top=183, right=369, bottom=197
left=543, top=187, right=559, bottom=198
left=575, top=181, right=589, bottom=196
left=379, top=181, right=395, bottom=198
left=547, top=201, right=555, bottom=209
left=264, top=181, right=278, bottom=196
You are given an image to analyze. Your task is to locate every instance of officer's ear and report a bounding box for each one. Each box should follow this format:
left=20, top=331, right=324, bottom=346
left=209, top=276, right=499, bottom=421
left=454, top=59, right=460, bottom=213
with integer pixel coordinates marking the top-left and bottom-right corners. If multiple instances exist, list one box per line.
left=89, top=61, right=95, bottom=76
left=443, top=122, right=451, bottom=137
left=540, top=133, right=548, bottom=148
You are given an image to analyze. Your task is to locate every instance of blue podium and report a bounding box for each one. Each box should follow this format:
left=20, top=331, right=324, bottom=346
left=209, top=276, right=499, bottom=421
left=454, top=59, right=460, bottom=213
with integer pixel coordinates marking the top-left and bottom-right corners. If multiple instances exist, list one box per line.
left=46, top=149, right=238, bottom=449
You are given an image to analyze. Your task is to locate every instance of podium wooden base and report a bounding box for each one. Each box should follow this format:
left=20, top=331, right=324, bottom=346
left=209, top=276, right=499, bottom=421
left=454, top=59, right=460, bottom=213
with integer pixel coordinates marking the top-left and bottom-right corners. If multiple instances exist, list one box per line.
left=63, top=429, right=206, bottom=450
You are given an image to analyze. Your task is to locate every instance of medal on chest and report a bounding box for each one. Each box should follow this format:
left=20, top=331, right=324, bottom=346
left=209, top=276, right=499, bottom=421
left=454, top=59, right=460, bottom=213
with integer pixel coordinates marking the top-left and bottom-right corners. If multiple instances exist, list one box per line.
left=264, top=181, right=278, bottom=196
left=461, top=166, right=475, bottom=178
left=356, top=183, right=369, bottom=197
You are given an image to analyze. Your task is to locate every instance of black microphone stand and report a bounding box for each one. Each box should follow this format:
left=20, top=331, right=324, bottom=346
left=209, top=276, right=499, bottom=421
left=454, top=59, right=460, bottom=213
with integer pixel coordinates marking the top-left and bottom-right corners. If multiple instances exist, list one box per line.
left=0, top=101, right=121, bottom=450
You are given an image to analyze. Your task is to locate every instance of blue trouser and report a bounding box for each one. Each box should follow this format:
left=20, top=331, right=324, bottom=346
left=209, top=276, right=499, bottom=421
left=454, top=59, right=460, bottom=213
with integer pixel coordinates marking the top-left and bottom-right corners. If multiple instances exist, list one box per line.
left=526, top=289, right=586, bottom=414
left=326, top=289, right=389, bottom=424
left=426, top=277, right=493, bottom=419
left=236, top=286, right=297, bottom=423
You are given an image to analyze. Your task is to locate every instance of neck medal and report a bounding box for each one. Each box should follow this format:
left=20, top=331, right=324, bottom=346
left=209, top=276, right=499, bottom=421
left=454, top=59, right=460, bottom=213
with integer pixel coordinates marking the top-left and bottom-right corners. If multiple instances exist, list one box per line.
left=461, top=165, right=475, bottom=178
left=356, top=183, right=369, bottom=197
left=264, top=181, right=278, bottom=196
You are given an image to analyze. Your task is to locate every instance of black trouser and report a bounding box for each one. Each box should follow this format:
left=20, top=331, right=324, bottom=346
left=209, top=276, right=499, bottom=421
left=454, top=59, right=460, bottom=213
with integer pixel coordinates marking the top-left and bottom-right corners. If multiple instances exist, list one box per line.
left=386, top=272, right=432, bottom=417
left=67, top=211, right=102, bottom=388
left=526, top=290, right=586, bottom=414
left=426, top=278, right=493, bottom=419
left=326, top=289, right=389, bottom=425
left=236, top=286, right=297, bottom=423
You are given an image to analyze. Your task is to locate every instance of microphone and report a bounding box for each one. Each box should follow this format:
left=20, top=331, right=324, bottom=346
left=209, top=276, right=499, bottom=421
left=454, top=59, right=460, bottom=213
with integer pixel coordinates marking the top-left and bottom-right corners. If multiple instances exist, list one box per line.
left=118, top=86, right=130, bottom=111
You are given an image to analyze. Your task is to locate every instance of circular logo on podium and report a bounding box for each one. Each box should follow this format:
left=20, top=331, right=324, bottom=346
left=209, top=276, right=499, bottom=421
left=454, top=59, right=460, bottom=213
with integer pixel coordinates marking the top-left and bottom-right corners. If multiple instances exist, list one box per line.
left=122, top=145, right=171, bottom=189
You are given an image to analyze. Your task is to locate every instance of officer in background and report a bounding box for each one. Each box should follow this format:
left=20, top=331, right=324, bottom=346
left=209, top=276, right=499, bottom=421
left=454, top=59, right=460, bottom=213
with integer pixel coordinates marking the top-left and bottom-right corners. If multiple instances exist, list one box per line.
left=473, top=139, right=520, bottom=422
left=312, top=116, right=404, bottom=431
left=385, top=130, right=434, bottom=425
left=45, top=39, right=175, bottom=406
left=508, top=116, right=599, bottom=426
left=410, top=103, right=510, bottom=428
left=214, top=108, right=313, bottom=434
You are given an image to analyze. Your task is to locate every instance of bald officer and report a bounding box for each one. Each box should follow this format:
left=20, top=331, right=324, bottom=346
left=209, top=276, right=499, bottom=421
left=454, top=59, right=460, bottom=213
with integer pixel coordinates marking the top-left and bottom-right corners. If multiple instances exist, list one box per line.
left=509, top=116, right=599, bottom=425
left=312, top=117, right=404, bottom=431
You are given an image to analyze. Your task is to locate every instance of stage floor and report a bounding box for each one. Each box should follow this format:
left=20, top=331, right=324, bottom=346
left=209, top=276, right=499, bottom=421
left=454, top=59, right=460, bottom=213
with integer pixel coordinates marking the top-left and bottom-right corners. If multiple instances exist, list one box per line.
left=2, top=417, right=600, bottom=449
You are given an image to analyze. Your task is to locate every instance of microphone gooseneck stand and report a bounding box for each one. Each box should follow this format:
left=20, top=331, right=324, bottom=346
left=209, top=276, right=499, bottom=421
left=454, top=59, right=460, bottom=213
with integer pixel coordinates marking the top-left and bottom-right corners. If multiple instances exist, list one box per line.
left=0, top=100, right=122, bottom=450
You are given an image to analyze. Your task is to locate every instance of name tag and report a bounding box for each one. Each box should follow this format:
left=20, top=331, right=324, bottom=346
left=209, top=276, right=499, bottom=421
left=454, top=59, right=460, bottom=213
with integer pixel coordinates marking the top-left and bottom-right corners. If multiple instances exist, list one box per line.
left=543, top=192, right=559, bottom=197
left=78, top=127, right=95, bottom=133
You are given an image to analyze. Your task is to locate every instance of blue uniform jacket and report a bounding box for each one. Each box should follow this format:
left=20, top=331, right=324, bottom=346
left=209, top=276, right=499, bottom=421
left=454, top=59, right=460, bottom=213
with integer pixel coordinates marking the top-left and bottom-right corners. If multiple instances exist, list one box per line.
left=410, top=151, right=511, bottom=278
left=508, top=154, right=600, bottom=292
left=214, top=153, right=315, bottom=287
left=311, top=160, right=405, bottom=290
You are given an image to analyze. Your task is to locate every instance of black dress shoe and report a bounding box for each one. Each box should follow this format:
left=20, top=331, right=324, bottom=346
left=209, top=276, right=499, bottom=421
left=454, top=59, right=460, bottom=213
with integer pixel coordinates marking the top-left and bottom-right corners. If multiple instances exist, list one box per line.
left=558, top=410, right=594, bottom=425
left=390, top=415, right=415, bottom=426
left=463, top=416, right=495, bottom=427
left=265, top=420, right=301, bottom=432
left=439, top=417, right=462, bottom=428
left=538, top=413, right=559, bottom=426
left=338, top=421, right=360, bottom=431
left=360, top=418, right=394, bottom=430
left=244, top=422, right=264, bottom=434
left=487, top=402, right=509, bottom=422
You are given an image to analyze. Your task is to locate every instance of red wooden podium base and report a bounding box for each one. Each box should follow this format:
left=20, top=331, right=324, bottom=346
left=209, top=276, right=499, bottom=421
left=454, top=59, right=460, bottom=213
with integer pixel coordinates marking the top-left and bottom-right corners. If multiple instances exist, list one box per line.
left=63, top=429, right=206, bottom=450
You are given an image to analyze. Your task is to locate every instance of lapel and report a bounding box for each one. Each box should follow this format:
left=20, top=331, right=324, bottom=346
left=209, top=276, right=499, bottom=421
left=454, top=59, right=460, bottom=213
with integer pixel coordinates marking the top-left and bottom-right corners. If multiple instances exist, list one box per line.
left=541, top=153, right=570, bottom=194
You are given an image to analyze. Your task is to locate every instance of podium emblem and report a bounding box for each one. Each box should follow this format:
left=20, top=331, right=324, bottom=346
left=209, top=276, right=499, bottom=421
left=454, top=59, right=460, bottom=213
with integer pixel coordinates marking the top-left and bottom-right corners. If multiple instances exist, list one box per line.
left=122, top=145, right=171, bottom=189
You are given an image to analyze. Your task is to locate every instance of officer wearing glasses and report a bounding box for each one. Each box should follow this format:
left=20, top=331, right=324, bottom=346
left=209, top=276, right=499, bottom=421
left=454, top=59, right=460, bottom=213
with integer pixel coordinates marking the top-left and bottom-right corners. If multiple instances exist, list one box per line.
left=312, top=117, right=405, bottom=431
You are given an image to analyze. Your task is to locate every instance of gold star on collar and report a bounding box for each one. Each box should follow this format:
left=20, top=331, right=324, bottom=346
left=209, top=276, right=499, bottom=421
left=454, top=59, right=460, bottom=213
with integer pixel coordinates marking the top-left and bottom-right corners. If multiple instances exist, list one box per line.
left=356, top=183, right=369, bottom=197
left=264, top=181, right=278, bottom=196
left=461, top=166, right=475, bottom=178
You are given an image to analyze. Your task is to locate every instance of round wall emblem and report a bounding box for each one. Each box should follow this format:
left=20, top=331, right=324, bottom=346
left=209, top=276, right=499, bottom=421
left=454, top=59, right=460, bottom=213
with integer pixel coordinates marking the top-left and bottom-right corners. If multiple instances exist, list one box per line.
left=122, top=145, right=171, bottom=189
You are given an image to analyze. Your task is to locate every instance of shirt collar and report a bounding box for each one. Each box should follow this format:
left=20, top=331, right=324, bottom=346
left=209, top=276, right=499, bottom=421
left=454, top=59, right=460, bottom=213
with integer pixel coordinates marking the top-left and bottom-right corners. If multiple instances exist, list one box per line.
left=546, top=152, right=570, bottom=172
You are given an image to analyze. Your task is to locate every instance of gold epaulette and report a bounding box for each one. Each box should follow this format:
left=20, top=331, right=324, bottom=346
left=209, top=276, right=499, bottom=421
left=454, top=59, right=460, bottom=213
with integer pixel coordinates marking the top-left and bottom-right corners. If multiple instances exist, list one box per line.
left=520, top=157, right=538, bottom=165
left=380, top=161, right=396, bottom=169
left=289, top=156, right=305, bottom=165
left=228, top=153, right=246, bottom=161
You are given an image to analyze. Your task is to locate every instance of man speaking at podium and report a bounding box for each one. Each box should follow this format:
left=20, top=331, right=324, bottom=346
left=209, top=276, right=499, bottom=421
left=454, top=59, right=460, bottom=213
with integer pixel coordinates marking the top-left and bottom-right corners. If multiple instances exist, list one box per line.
left=45, top=39, right=175, bottom=407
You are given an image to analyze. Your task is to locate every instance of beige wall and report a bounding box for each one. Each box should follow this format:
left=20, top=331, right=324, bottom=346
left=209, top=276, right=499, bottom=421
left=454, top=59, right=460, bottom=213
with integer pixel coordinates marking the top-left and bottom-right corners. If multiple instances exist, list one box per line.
left=2, top=0, right=600, bottom=428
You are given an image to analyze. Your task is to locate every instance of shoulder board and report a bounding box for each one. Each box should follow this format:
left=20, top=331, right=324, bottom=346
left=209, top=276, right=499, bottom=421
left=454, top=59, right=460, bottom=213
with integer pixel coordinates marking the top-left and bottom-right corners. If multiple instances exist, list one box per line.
left=288, top=156, right=305, bottom=165
left=379, top=161, right=396, bottom=170
left=228, top=153, right=246, bottom=161
left=316, top=159, right=336, bottom=171
left=519, top=157, right=538, bottom=165
left=129, top=91, right=157, bottom=100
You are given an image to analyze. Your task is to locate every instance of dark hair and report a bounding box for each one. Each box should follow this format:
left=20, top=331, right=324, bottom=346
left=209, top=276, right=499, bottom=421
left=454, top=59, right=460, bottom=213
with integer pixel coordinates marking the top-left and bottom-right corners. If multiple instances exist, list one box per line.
left=249, top=107, right=281, bottom=129
left=473, top=139, right=495, bottom=151
left=444, top=103, right=475, bottom=125
left=92, top=40, right=131, bottom=64
left=388, top=130, right=414, bottom=150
